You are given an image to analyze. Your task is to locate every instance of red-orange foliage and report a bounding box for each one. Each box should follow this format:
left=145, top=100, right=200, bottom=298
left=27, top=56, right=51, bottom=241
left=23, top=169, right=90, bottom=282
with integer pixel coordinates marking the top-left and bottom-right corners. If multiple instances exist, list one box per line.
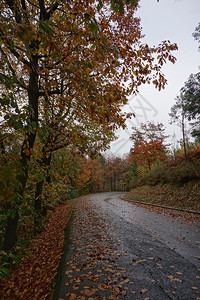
left=131, top=140, right=166, bottom=170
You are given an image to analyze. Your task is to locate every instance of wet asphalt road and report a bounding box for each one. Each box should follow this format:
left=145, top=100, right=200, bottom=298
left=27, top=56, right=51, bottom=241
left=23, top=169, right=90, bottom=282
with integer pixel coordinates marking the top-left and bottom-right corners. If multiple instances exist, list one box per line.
left=55, top=192, right=200, bottom=300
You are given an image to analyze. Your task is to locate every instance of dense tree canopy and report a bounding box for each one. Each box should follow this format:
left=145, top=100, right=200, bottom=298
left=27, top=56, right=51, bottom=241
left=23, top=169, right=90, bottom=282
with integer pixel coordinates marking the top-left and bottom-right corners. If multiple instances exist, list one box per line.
left=0, top=0, right=178, bottom=251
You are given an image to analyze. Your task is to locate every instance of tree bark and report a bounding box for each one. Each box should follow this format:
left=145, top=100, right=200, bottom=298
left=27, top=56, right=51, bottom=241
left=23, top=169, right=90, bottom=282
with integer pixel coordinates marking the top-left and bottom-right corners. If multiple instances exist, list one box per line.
left=34, top=151, right=52, bottom=231
left=3, top=57, right=39, bottom=251
left=182, top=112, right=187, bottom=160
left=2, top=211, right=19, bottom=252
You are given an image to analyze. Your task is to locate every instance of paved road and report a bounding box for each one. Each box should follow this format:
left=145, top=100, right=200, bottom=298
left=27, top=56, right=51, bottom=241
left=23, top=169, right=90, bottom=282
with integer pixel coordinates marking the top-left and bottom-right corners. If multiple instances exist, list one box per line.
left=55, top=192, right=200, bottom=300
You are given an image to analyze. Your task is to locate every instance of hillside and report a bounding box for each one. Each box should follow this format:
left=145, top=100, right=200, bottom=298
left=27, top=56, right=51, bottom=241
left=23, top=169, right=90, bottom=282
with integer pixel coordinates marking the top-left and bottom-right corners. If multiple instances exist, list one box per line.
left=124, top=180, right=200, bottom=212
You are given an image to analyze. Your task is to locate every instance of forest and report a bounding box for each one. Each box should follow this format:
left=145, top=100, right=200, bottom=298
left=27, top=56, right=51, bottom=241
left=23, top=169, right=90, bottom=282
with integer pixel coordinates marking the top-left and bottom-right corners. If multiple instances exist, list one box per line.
left=0, top=0, right=199, bottom=298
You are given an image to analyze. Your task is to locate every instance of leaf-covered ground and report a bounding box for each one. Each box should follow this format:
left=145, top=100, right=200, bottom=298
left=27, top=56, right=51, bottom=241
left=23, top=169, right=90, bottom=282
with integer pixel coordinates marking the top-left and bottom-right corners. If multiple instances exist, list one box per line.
left=55, top=197, right=134, bottom=299
left=124, top=181, right=200, bottom=212
left=0, top=201, right=73, bottom=300
left=55, top=194, right=200, bottom=299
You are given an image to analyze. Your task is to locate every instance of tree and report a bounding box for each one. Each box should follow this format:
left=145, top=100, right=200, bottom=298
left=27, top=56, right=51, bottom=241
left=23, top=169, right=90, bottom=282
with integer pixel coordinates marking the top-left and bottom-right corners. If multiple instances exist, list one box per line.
left=130, top=122, right=169, bottom=171
left=131, top=140, right=167, bottom=171
left=169, top=93, right=188, bottom=159
left=0, top=0, right=177, bottom=251
left=33, top=111, right=114, bottom=230
left=181, top=72, right=200, bottom=141
left=192, top=22, right=200, bottom=52
left=130, top=121, right=169, bottom=144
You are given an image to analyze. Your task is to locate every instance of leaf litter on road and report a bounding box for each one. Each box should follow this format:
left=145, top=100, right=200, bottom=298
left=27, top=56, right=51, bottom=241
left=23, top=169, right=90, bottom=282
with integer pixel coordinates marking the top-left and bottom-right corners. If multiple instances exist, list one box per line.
left=58, top=197, right=139, bottom=299
left=56, top=194, right=200, bottom=299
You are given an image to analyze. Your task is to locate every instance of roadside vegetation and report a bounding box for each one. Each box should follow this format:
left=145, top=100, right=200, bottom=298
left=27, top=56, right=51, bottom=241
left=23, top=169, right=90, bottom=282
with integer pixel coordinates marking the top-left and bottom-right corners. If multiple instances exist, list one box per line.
left=0, top=0, right=199, bottom=298
left=124, top=62, right=200, bottom=211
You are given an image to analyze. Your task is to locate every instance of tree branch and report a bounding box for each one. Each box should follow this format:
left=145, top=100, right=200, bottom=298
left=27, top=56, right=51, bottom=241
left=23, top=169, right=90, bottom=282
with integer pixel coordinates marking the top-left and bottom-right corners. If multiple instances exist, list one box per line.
left=0, top=47, right=27, bottom=90
left=5, top=0, right=22, bottom=23
left=21, top=0, right=27, bottom=12
left=39, top=89, right=62, bottom=96
left=46, top=1, right=60, bottom=19
left=38, top=0, right=48, bottom=20
left=0, top=30, right=31, bottom=69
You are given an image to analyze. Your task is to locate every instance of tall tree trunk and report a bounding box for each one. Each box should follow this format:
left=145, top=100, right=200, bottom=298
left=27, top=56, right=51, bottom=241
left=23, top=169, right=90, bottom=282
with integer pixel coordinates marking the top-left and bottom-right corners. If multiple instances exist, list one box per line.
left=113, top=174, right=116, bottom=191
left=34, top=151, right=52, bottom=231
left=34, top=180, right=44, bottom=231
left=2, top=212, right=19, bottom=252
left=182, top=113, right=187, bottom=160
left=3, top=60, right=39, bottom=251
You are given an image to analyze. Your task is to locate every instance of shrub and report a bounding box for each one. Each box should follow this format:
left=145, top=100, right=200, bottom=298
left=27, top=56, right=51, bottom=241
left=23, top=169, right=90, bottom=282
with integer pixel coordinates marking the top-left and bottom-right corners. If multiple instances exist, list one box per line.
left=137, top=158, right=200, bottom=187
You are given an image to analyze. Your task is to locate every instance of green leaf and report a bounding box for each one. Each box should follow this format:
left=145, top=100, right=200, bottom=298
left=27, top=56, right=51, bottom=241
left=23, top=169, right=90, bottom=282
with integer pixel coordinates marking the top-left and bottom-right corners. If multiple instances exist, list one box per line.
left=7, top=117, right=23, bottom=130
left=90, top=21, right=98, bottom=32
left=97, top=1, right=103, bottom=11
left=0, top=264, right=11, bottom=279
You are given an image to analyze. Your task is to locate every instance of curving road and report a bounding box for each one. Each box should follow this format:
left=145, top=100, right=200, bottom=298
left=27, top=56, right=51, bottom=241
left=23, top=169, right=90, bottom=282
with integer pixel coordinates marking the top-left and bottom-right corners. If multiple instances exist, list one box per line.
left=55, top=192, right=200, bottom=300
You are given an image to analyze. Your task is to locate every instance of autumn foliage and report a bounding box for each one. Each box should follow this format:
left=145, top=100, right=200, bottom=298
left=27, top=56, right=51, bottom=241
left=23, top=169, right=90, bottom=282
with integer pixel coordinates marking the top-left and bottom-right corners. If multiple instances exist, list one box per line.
left=0, top=0, right=178, bottom=252
left=130, top=140, right=166, bottom=170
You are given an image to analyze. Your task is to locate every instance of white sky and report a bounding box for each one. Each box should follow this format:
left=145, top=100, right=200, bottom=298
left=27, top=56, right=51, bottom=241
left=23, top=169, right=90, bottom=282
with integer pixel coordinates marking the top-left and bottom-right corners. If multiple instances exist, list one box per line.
left=108, top=0, right=200, bottom=156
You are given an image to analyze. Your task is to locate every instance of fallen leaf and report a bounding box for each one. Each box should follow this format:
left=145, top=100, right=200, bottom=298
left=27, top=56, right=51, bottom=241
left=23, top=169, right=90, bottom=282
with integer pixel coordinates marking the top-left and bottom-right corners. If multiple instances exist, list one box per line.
left=140, top=288, right=148, bottom=294
left=168, top=275, right=182, bottom=283
left=121, top=279, right=130, bottom=285
left=69, top=294, right=77, bottom=300
left=98, top=283, right=107, bottom=290
left=135, top=259, right=146, bottom=264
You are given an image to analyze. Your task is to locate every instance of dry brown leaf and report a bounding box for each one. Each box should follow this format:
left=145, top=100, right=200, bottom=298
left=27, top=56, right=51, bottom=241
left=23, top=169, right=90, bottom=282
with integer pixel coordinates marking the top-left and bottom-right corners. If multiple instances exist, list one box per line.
left=98, top=283, right=107, bottom=290
left=69, top=293, right=77, bottom=300
left=135, top=259, right=146, bottom=264
left=83, top=288, right=97, bottom=296
left=121, top=279, right=130, bottom=285
left=140, top=288, right=148, bottom=294
left=168, top=275, right=182, bottom=283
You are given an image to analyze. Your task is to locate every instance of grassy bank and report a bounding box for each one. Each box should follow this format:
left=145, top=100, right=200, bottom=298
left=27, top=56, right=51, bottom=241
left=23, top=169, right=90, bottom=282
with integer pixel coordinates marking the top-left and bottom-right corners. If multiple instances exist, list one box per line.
left=124, top=180, right=200, bottom=212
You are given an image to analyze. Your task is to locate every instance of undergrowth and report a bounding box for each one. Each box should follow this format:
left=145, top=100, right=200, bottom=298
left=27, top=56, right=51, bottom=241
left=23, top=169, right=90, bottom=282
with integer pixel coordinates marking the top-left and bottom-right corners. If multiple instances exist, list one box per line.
left=139, top=158, right=200, bottom=187
left=126, top=157, right=200, bottom=211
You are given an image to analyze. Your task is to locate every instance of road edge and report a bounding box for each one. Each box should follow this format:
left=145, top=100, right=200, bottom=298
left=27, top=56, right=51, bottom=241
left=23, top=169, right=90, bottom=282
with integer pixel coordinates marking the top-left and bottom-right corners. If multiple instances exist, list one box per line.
left=52, top=206, right=76, bottom=299
left=120, top=195, right=200, bottom=215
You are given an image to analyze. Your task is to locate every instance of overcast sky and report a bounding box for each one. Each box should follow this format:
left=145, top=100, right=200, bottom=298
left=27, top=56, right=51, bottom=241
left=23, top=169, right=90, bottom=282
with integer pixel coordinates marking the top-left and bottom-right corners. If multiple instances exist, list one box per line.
left=108, top=0, right=200, bottom=156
